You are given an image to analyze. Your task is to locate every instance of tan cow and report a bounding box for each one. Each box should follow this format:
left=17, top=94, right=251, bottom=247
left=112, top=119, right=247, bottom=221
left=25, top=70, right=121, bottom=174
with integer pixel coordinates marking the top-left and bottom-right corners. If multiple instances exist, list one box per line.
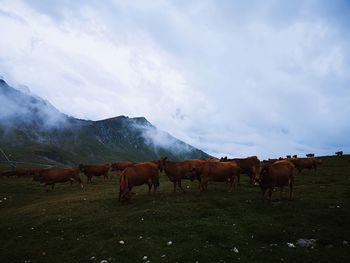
left=118, top=162, right=160, bottom=202
left=33, top=167, right=83, bottom=191
left=289, top=157, right=321, bottom=174
left=111, top=161, right=135, bottom=173
left=192, top=161, right=240, bottom=192
left=221, top=156, right=261, bottom=185
left=255, top=160, right=294, bottom=201
left=159, top=157, right=205, bottom=193
left=79, top=164, right=111, bottom=183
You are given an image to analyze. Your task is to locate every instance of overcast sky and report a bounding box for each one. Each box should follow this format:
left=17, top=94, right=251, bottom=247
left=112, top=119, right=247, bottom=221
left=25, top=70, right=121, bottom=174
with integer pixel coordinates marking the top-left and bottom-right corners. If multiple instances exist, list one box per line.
left=1, top=0, right=350, bottom=159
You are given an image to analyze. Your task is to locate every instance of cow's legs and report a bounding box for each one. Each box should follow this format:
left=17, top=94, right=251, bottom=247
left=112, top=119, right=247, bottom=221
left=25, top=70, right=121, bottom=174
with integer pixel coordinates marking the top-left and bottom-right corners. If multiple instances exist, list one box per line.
left=147, top=183, right=152, bottom=196
left=178, top=180, right=186, bottom=193
left=268, top=188, right=273, bottom=202
left=289, top=182, right=293, bottom=200
left=280, top=187, right=283, bottom=200
left=261, top=188, right=267, bottom=202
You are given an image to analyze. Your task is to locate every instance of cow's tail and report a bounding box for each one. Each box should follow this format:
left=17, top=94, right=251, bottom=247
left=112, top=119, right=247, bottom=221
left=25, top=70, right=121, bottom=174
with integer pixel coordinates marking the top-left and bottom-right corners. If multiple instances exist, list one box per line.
left=119, top=173, right=129, bottom=201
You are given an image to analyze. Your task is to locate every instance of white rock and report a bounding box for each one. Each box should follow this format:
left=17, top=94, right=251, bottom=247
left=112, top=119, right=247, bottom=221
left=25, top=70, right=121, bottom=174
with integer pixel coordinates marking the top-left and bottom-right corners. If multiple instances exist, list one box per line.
left=100, top=260, right=108, bottom=263
left=286, top=242, right=296, bottom=248
left=233, top=247, right=239, bottom=253
left=161, top=255, right=166, bottom=258
left=167, top=241, right=173, bottom=246
left=142, top=256, right=148, bottom=260
left=139, top=236, right=143, bottom=239
left=3, top=197, right=7, bottom=200
left=119, top=240, right=125, bottom=245
left=90, top=256, right=95, bottom=260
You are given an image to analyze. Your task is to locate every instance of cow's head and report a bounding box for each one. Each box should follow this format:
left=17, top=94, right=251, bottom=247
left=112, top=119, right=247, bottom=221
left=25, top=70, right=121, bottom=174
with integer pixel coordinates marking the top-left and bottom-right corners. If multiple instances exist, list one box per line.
left=254, top=164, right=268, bottom=183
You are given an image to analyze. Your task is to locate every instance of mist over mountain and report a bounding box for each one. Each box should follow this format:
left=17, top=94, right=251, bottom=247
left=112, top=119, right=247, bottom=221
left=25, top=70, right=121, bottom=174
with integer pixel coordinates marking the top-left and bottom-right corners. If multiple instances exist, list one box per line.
left=0, top=79, right=209, bottom=166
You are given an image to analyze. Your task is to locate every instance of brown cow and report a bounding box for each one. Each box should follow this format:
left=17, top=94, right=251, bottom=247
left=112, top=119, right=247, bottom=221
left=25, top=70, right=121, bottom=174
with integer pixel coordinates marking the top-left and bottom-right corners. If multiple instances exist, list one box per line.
left=79, top=164, right=111, bottom=183
left=255, top=160, right=294, bottom=201
left=159, top=157, right=205, bottom=193
left=111, top=161, right=135, bottom=173
left=335, top=151, right=343, bottom=156
left=118, top=162, right=159, bottom=202
left=289, top=157, right=321, bottom=174
left=221, top=156, right=261, bottom=185
left=1, top=168, right=42, bottom=178
left=192, top=161, right=240, bottom=192
left=33, top=167, right=83, bottom=191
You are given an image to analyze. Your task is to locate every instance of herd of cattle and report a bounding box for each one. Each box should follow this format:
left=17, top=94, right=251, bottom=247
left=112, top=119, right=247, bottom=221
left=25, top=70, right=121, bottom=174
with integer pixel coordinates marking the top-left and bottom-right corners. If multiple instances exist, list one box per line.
left=0, top=153, right=328, bottom=202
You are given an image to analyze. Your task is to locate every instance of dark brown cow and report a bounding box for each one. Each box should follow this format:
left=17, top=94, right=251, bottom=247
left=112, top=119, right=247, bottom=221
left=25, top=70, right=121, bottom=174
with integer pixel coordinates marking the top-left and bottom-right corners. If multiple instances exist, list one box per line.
left=255, top=160, right=294, bottom=201
left=306, top=153, right=315, bottom=158
left=159, top=157, right=205, bottom=193
left=335, top=151, right=343, bottom=156
left=192, top=161, right=240, bottom=192
left=111, top=162, right=135, bottom=173
left=286, top=155, right=291, bottom=159
left=79, top=164, right=111, bottom=183
left=292, top=155, right=298, bottom=158
left=289, top=157, right=321, bottom=174
left=118, top=162, right=160, bottom=202
left=33, top=167, right=83, bottom=191
left=1, top=168, right=42, bottom=178
left=221, top=156, right=261, bottom=185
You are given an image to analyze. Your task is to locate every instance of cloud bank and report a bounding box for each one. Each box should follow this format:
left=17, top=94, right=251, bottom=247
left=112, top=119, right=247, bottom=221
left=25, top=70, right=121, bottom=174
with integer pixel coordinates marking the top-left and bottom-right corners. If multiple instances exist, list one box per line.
left=1, top=0, right=350, bottom=159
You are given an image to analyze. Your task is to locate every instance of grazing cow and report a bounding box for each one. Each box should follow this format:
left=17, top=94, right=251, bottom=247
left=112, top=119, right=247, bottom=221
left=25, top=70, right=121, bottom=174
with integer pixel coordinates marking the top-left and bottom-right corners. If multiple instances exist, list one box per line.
left=306, top=153, right=315, bottom=158
left=289, top=157, right=321, bottom=174
left=286, top=155, right=291, bottom=159
left=255, top=160, right=294, bottom=201
left=118, top=162, right=160, bottom=202
left=335, top=151, right=343, bottom=156
left=292, top=155, right=298, bottom=158
left=159, top=157, right=205, bottom=193
left=33, top=167, right=83, bottom=191
left=221, top=156, right=261, bottom=185
left=111, top=161, right=135, bottom=173
left=79, top=164, right=111, bottom=183
left=192, top=161, right=240, bottom=192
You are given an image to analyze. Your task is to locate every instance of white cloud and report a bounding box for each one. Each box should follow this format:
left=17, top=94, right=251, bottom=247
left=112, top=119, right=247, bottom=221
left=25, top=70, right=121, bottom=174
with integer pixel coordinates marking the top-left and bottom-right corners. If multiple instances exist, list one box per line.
left=1, top=0, right=350, bottom=159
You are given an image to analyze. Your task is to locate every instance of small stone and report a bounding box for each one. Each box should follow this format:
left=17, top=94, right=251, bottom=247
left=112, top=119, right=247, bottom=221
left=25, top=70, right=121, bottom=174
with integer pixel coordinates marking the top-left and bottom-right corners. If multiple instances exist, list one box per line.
left=119, top=240, right=125, bottom=245
left=100, top=260, right=108, bottom=263
left=286, top=242, right=295, bottom=248
left=139, top=236, right=143, bottom=239
left=343, top=240, right=349, bottom=246
left=161, top=255, right=166, bottom=258
left=167, top=241, right=173, bottom=246
left=90, top=256, right=95, bottom=260
left=233, top=247, right=239, bottom=253
left=142, top=256, right=148, bottom=261
left=42, top=252, right=46, bottom=256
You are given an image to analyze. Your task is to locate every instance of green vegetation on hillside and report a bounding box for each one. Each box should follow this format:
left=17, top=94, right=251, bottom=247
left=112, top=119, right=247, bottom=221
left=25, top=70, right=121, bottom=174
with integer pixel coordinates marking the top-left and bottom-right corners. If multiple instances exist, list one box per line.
left=0, top=155, right=349, bottom=263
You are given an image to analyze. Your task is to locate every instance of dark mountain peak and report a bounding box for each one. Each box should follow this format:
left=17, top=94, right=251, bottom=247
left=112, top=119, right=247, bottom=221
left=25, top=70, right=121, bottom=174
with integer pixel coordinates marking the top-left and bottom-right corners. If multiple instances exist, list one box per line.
left=0, top=79, right=209, bottom=163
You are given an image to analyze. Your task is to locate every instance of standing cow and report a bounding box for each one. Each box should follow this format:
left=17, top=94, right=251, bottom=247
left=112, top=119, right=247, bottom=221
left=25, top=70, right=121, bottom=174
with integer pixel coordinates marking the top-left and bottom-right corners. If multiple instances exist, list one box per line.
left=192, top=161, right=240, bottom=192
left=289, top=157, right=321, bottom=174
left=79, top=164, right=111, bottom=183
left=159, top=157, right=205, bottom=193
left=335, top=151, right=343, bottom=156
left=119, top=162, right=160, bottom=202
left=33, top=167, right=83, bottom=191
left=221, top=156, right=261, bottom=185
left=255, top=160, right=294, bottom=202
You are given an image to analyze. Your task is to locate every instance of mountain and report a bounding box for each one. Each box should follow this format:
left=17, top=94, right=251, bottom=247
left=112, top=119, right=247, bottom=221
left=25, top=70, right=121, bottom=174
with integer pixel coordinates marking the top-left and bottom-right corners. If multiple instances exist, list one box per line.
left=0, top=79, right=209, bottom=167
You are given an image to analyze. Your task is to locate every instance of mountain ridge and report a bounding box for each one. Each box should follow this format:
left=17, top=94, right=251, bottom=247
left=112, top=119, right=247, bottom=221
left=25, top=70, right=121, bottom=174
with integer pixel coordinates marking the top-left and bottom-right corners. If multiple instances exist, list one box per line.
left=0, top=79, right=209, bottom=167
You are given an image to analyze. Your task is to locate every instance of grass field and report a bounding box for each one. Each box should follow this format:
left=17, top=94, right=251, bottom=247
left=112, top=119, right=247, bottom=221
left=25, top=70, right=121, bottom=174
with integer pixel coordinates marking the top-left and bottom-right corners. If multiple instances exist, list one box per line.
left=1, top=155, right=350, bottom=263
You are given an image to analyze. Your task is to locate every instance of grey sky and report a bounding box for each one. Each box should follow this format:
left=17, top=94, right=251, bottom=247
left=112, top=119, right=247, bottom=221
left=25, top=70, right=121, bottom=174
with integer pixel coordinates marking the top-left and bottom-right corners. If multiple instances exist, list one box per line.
left=1, top=0, right=350, bottom=158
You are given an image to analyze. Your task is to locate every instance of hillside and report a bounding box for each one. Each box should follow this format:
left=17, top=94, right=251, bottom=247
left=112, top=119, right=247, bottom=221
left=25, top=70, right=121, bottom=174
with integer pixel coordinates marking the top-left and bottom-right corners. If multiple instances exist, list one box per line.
left=0, top=155, right=349, bottom=262
left=0, top=79, right=209, bottom=168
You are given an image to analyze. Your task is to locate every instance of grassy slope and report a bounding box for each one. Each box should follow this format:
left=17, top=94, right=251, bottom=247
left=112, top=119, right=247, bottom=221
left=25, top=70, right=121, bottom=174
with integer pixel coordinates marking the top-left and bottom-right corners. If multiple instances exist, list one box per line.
left=0, top=155, right=349, bottom=263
